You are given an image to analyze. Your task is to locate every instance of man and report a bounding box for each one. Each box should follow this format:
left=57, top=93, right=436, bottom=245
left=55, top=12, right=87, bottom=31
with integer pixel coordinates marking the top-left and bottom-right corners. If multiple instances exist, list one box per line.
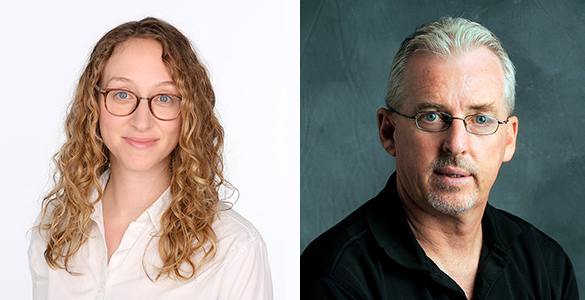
left=301, top=17, right=579, bottom=299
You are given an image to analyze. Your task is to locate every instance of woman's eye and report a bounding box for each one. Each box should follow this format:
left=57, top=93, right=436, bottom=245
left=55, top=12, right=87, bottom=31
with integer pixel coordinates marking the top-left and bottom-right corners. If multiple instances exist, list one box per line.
left=115, top=91, right=130, bottom=100
left=158, top=95, right=172, bottom=103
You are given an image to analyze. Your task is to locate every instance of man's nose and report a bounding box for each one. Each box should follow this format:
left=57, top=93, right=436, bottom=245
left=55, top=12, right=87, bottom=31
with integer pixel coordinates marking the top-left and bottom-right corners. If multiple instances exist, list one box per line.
left=441, top=118, right=470, bottom=156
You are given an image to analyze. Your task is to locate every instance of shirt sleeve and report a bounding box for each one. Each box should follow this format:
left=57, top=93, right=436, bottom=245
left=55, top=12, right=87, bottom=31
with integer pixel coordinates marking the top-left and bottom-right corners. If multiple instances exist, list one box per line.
left=559, top=253, right=579, bottom=300
left=28, top=228, right=47, bottom=300
left=28, top=211, right=51, bottom=300
left=218, top=236, right=273, bottom=300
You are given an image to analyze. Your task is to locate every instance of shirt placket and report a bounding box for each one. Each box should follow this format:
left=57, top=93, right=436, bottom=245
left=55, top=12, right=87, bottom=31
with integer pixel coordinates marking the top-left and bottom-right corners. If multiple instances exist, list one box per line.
left=105, top=216, right=147, bottom=291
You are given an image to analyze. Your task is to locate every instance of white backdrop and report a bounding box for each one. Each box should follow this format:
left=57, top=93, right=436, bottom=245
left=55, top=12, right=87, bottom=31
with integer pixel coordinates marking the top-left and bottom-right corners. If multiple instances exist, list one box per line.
left=0, top=1, right=299, bottom=299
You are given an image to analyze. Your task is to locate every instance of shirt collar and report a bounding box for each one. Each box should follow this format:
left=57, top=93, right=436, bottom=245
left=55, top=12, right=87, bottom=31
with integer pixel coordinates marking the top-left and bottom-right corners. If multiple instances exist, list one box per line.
left=89, top=170, right=110, bottom=224
left=146, top=188, right=172, bottom=232
left=482, top=202, right=523, bottom=251
left=366, top=172, right=428, bottom=270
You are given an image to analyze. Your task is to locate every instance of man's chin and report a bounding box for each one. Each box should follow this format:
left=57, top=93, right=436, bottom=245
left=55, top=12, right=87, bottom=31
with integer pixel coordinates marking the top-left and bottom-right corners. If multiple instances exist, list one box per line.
left=426, top=192, right=477, bottom=215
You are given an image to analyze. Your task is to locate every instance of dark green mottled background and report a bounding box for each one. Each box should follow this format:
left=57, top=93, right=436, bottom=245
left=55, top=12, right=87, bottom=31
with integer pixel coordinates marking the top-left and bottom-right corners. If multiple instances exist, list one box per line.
left=301, top=0, right=585, bottom=293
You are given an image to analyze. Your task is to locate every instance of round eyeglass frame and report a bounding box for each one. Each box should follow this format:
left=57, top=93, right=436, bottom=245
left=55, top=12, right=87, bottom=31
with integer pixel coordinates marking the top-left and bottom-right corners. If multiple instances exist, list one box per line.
left=388, top=107, right=509, bottom=136
left=95, top=86, right=182, bottom=121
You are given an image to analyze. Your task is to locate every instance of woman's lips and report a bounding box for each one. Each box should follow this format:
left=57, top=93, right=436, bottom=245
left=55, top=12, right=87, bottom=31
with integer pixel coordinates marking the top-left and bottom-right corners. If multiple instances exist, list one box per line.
left=123, top=137, right=158, bottom=149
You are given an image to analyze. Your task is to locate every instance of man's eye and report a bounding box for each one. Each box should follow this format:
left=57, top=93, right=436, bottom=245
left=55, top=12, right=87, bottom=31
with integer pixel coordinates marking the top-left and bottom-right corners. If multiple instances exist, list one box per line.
left=474, top=115, right=488, bottom=124
left=423, top=112, right=440, bottom=122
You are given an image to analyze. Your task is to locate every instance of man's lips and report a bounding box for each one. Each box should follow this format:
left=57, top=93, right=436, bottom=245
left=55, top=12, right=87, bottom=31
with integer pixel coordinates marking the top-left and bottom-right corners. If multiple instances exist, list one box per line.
left=434, top=167, right=472, bottom=178
left=123, top=137, right=158, bottom=149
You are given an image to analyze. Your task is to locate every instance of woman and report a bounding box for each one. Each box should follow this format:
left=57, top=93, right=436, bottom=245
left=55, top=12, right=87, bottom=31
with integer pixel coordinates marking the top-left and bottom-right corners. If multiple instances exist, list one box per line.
left=29, top=17, right=272, bottom=299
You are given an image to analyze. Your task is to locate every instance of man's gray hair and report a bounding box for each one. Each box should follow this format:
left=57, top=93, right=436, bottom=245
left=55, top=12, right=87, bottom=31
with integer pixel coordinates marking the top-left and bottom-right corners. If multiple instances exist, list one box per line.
left=385, top=17, right=516, bottom=115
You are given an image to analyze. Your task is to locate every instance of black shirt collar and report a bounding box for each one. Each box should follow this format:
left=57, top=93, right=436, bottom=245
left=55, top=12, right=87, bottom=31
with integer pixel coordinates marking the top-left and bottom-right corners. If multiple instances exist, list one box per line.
left=366, top=172, right=428, bottom=270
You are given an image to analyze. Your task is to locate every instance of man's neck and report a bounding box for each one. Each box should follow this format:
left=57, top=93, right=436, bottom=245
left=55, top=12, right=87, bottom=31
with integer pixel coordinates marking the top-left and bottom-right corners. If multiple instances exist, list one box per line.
left=400, top=194, right=486, bottom=300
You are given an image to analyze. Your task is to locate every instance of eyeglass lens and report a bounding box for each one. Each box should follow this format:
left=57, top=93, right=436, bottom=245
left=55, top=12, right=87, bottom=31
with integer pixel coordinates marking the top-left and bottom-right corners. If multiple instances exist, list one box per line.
left=105, top=89, right=181, bottom=120
left=415, top=111, right=499, bottom=135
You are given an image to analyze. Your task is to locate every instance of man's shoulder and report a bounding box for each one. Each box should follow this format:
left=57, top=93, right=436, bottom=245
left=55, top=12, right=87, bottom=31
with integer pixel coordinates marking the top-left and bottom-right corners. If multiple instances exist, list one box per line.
left=301, top=196, right=395, bottom=299
left=487, top=205, right=571, bottom=265
left=488, top=205, right=565, bottom=249
left=485, top=205, right=579, bottom=299
left=301, top=200, right=372, bottom=277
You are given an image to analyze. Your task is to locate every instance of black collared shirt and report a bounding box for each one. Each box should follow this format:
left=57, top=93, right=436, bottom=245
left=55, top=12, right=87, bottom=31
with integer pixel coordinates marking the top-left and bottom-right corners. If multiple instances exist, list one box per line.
left=301, top=173, right=579, bottom=299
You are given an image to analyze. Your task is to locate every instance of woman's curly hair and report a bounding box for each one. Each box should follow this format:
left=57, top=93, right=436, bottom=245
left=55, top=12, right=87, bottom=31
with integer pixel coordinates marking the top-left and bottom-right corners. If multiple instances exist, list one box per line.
left=37, top=17, right=229, bottom=280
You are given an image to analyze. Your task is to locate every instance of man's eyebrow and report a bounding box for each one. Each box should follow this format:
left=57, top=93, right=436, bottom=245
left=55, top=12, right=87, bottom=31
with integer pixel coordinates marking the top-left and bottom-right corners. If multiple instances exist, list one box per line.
left=414, top=101, right=499, bottom=114
left=414, top=102, right=449, bottom=112
left=469, top=103, right=498, bottom=113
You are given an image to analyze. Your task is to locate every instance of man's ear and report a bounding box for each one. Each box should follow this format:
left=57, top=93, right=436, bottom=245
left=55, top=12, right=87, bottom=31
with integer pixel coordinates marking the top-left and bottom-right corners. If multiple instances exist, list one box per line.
left=503, top=115, right=518, bottom=162
left=377, top=108, right=397, bottom=156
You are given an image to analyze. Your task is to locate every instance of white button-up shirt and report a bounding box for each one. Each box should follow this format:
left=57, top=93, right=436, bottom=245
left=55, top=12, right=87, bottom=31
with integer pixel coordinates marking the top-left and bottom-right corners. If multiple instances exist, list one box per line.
left=28, top=171, right=273, bottom=299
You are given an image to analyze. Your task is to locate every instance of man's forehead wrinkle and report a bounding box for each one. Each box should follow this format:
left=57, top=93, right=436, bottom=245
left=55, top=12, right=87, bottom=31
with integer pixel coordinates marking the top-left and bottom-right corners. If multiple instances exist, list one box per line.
left=404, top=74, right=453, bottom=112
left=402, top=54, right=505, bottom=116
left=404, top=70, right=448, bottom=107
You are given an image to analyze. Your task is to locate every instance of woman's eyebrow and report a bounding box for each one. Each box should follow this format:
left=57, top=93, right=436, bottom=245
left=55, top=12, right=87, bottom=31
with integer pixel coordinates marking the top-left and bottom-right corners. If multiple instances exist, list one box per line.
left=154, top=80, right=177, bottom=88
left=104, top=77, right=176, bottom=88
left=104, top=76, right=134, bottom=86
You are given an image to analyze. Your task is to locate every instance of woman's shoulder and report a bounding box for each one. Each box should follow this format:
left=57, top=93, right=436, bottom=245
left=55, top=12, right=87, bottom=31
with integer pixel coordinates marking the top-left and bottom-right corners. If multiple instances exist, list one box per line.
left=210, top=204, right=268, bottom=266
left=206, top=204, right=270, bottom=285
left=214, top=204, right=264, bottom=245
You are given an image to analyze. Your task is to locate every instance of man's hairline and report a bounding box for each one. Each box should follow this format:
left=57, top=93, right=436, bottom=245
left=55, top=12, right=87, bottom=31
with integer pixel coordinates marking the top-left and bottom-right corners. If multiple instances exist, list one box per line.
left=393, top=46, right=511, bottom=116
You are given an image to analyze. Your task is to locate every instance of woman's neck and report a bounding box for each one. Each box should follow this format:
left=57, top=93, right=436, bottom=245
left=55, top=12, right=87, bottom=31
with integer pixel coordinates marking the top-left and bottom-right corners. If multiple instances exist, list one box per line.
left=102, top=163, right=171, bottom=222
left=101, top=163, right=171, bottom=263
